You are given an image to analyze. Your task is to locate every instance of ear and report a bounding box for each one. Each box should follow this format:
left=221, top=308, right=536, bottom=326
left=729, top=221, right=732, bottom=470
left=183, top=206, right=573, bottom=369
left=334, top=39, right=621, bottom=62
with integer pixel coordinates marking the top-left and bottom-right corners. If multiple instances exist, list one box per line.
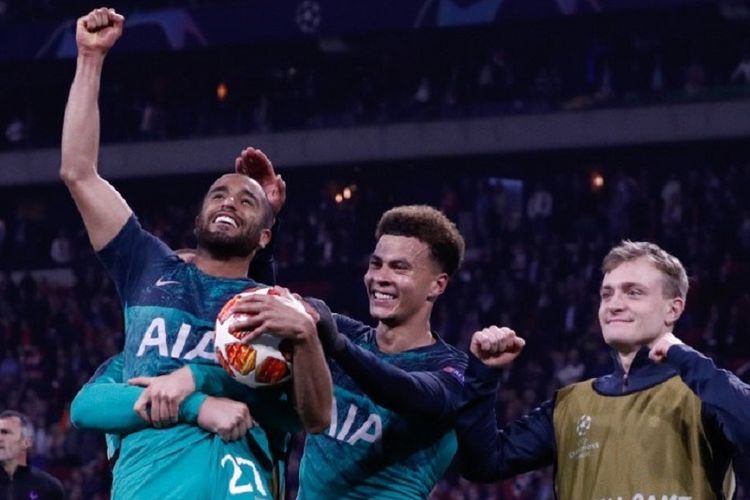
left=664, top=296, right=685, bottom=326
left=21, top=435, right=32, bottom=453
left=258, top=228, right=272, bottom=249
left=427, top=273, right=449, bottom=302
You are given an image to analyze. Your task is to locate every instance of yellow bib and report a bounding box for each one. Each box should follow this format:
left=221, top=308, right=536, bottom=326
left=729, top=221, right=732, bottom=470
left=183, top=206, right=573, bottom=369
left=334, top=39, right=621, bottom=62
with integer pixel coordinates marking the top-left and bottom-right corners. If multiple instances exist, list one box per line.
left=553, top=376, right=735, bottom=500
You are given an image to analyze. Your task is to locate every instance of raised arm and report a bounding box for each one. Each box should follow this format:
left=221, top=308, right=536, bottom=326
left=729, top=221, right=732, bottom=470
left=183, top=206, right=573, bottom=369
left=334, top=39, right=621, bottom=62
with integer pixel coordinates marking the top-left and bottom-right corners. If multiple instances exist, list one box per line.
left=456, top=356, right=556, bottom=481
left=60, top=7, right=132, bottom=251
left=651, top=334, right=750, bottom=453
left=455, top=327, right=556, bottom=481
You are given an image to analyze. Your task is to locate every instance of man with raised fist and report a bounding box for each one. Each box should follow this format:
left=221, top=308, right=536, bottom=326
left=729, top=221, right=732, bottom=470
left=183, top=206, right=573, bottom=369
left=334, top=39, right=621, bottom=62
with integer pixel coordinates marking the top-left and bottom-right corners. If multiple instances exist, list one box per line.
left=62, top=8, right=331, bottom=500
left=457, top=240, right=750, bottom=499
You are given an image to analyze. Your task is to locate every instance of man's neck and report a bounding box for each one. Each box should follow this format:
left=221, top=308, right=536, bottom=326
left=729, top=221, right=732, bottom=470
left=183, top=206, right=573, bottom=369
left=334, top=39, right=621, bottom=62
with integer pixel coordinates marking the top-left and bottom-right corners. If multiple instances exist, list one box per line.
left=2, top=458, right=21, bottom=478
left=617, top=350, right=638, bottom=375
left=375, top=319, right=435, bottom=354
left=193, top=250, right=253, bottom=279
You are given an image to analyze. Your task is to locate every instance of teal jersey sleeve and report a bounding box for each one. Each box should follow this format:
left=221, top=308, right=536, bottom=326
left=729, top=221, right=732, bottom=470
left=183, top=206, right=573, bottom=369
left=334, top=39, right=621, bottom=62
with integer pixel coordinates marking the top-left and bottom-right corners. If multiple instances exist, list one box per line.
left=71, top=352, right=207, bottom=436
left=71, top=353, right=126, bottom=460
left=189, top=363, right=301, bottom=433
left=71, top=382, right=207, bottom=433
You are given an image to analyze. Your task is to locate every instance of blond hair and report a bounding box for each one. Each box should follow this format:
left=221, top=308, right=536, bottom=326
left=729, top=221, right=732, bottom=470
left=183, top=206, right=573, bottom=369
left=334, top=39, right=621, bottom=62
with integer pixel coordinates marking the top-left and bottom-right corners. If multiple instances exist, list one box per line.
left=602, top=240, right=688, bottom=299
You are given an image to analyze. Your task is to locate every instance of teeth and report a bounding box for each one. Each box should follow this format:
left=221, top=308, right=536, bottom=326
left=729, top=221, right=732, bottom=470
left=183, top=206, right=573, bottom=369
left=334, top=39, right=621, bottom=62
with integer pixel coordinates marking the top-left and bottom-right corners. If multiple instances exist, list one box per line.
left=214, top=215, right=238, bottom=227
left=373, top=292, right=395, bottom=300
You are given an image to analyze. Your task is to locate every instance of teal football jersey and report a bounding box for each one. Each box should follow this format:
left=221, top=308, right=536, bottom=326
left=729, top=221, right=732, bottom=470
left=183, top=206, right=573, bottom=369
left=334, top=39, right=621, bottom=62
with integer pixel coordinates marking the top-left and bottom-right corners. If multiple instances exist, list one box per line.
left=298, top=314, right=465, bottom=499
left=98, top=216, right=291, bottom=499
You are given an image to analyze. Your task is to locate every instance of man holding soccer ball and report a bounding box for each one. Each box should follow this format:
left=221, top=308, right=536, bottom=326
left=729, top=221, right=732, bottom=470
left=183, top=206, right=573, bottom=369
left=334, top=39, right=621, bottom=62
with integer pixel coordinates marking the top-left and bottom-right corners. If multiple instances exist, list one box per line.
left=61, top=7, right=331, bottom=499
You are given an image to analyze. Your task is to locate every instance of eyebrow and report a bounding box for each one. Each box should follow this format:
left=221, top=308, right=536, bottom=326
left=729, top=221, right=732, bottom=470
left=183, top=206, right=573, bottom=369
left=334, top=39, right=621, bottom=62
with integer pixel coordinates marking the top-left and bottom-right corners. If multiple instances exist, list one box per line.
left=370, top=255, right=412, bottom=268
left=600, top=282, right=648, bottom=292
left=208, top=185, right=259, bottom=201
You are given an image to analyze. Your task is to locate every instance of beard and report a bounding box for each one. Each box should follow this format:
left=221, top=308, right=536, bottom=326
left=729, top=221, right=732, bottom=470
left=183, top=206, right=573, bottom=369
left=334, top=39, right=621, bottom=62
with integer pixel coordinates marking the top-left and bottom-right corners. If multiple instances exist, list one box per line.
left=194, top=215, right=263, bottom=260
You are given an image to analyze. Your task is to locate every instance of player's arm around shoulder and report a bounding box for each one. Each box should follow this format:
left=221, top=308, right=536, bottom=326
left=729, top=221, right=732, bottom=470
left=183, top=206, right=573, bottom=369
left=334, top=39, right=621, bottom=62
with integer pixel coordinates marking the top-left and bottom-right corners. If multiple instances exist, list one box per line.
left=61, top=7, right=132, bottom=251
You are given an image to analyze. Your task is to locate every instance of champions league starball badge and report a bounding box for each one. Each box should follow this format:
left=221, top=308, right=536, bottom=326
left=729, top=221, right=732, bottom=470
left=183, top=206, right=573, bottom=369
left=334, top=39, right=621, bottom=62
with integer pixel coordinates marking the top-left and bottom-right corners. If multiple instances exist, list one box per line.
left=576, top=415, right=592, bottom=437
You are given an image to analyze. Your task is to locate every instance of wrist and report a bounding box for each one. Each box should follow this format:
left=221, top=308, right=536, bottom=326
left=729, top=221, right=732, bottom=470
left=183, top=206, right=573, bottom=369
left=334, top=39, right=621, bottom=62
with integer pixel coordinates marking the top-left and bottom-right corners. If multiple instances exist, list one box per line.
left=180, top=392, right=208, bottom=424
left=293, top=321, right=320, bottom=345
left=295, top=326, right=317, bottom=344
left=664, top=342, right=692, bottom=364
left=77, top=51, right=107, bottom=67
left=187, top=364, right=206, bottom=392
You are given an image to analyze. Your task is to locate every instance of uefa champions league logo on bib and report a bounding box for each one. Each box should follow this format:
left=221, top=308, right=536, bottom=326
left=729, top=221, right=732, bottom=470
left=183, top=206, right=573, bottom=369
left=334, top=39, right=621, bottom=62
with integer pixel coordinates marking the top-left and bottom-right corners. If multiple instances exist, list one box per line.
left=569, top=415, right=599, bottom=460
left=576, top=415, right=592, bottom=437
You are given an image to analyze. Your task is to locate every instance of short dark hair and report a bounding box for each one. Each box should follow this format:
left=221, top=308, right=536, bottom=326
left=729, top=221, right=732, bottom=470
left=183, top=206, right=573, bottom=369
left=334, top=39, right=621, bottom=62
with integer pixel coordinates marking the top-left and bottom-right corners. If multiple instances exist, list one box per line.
left=375, top=205, right=465, bottom=276
left=255, top=194, right=274, bottom=230
left=0, top=410, right=34, bottom=439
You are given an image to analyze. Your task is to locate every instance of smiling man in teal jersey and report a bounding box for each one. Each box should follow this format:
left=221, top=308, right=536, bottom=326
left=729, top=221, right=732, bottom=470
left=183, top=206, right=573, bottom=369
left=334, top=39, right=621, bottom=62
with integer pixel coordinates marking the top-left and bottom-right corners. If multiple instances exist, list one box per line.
left=61, top=7, right=331, bottom=499
left=123, top=206, right=471, bottom=499
left=294, top=206, right=469, bottom=499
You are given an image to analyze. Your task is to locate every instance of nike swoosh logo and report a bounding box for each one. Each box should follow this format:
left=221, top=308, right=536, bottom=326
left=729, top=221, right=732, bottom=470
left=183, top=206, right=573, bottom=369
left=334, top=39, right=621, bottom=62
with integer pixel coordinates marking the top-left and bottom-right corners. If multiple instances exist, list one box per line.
left=156, top=277, right=181, bottom=287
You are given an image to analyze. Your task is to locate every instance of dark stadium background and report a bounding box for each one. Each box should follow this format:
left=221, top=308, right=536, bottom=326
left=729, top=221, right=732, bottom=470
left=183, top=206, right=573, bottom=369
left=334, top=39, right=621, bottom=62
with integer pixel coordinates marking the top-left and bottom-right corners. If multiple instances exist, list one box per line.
left=1, top=0, right=749, bottom=497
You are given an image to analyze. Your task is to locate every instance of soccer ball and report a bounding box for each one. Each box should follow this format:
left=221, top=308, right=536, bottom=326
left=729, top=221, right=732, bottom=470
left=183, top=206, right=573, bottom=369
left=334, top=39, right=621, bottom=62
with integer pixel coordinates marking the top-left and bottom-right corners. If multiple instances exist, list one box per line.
left=214, top=287, right=300, bottom=387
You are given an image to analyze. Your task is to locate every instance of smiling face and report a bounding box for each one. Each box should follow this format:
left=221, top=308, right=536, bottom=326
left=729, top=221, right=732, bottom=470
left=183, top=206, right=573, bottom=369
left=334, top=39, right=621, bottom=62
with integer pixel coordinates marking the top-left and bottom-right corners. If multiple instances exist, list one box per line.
left=195, top=174, right=272, bottom=259
left=0, top=417, right=30, bottom=465
left=364, top=235, right=447, bottom=328
left=598, top=257, right=684, bottom=353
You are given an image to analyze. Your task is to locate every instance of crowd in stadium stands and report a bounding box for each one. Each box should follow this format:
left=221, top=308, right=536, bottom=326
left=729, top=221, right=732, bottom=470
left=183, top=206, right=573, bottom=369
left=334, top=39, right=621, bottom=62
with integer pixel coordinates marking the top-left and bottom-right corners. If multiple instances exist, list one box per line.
left=0, top=0, right=212, bottom=20
left=1, top=155, right=749, bottom=498
left=2, top=10, right=749, bottom=150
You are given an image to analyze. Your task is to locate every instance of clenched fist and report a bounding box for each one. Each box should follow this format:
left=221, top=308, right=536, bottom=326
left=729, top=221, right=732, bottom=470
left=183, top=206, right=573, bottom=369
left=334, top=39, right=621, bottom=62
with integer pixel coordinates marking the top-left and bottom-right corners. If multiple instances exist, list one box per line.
left=470, top=326, right=526, bottom=368
left=77, top=7, right=125, bottom=57
left=198, top=397, right=255, bottom=442
left=648, top=332, right=683, bottom=363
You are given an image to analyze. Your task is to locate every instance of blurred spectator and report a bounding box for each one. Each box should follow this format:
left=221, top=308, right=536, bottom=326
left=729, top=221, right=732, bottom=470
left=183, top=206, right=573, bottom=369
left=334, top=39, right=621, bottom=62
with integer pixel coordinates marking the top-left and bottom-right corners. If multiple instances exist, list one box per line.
left=684, top=58, right=706, bottom=95
left=0, top=216, right=6, bottom=266
left=555, top=348, right=585, bottom=386
left=526, top=183, right=553, bottom=233
left=0, top=410, right=65, bottom=500
left=4, top=116, right=25, bottom=147
left=49, top=230, right=74, bottom=267
left=732, top=52, right=750, bottom=85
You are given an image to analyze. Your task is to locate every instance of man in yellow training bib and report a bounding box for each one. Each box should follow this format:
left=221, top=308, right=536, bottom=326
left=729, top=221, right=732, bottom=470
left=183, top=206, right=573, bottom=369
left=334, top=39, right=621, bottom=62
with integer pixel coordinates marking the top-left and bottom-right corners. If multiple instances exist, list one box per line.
left=456, top=240, right=748, bottom=499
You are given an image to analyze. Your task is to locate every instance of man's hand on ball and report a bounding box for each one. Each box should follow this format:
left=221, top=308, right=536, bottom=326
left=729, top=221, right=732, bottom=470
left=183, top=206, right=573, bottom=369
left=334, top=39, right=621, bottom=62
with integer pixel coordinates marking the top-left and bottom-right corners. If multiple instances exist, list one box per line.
left=470, top=326, right=526, bottom=369
left=129, top=366, right=196, bottom=428
left=229, top=288, right=316, bottom=344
